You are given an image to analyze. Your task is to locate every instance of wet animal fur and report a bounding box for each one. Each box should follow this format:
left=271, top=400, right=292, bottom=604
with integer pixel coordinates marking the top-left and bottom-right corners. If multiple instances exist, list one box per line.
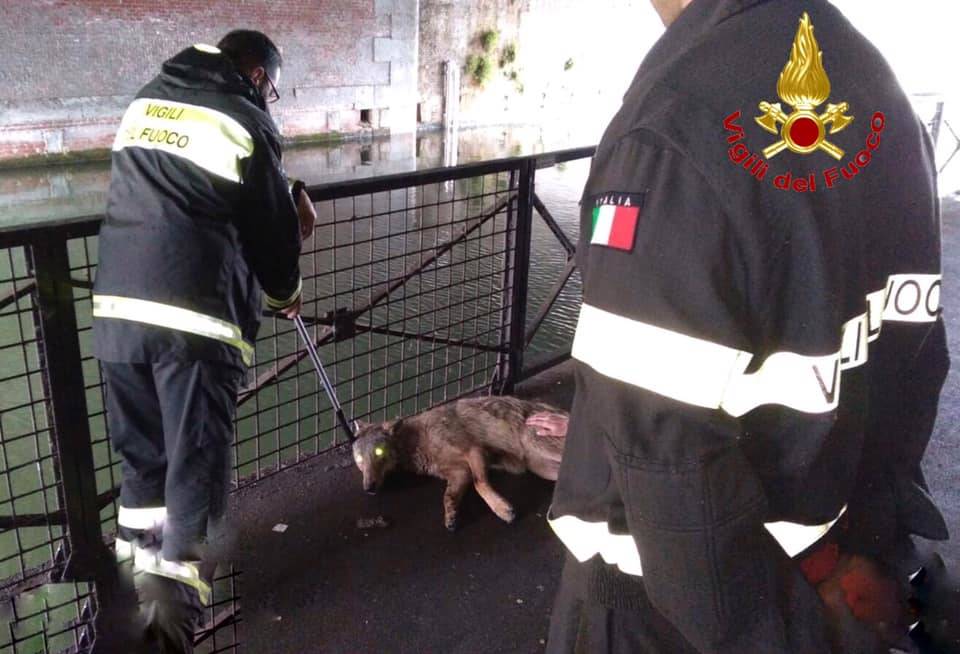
left=352, top=397, right=567, bottom=530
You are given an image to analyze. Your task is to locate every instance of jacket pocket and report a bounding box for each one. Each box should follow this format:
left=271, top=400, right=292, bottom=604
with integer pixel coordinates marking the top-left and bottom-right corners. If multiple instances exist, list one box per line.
left=610, top=442, right=769, bottom=651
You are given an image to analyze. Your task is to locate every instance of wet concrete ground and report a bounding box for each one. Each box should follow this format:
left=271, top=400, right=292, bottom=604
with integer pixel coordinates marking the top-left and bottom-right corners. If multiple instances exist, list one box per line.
left=230, top=197, right=960, bottom=653
left=230, top=365, right=573, bottom=654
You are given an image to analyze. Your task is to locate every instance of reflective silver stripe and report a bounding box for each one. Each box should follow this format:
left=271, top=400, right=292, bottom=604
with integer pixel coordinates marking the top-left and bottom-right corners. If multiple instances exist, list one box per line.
left=549, top=505, right=847, bottom=577
left=573, top=273, right=941, bottom=417
left=93, top=295, right=253, bottom=365
left=722, top=350, right=841, bottom=416
left=265, top=277, right=303, bottom=310
left=548, top=515, right=643, bottom=575
left=118, top=505, right=167, bottom=531
left=113, top=98, right=254, bottom=183
left=883, top=274, right=941, bottom=323
left=764, top=505, right=847, bottom=557
left=571, top=303, right=753, bottom=410
left=133, top=547, right=211, bottom=606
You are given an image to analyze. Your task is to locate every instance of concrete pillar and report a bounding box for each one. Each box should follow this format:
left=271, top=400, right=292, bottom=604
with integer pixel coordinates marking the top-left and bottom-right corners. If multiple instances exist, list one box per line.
left=375, top=0, right=420, bottom=137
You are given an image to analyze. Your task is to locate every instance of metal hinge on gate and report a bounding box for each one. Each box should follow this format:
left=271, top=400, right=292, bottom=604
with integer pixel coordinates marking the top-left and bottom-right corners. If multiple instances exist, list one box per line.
left=324, top=307, right=357, bottom=342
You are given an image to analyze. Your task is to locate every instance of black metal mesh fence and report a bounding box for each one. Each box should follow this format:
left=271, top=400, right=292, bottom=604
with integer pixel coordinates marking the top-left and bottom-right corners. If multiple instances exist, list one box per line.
left=0, top=147, right=591, bottom=652
left=234, top=167, right=519, bottom=485
left=0, top=581, right=95, bottom=654
left=0, top=244, right=65, bottom=597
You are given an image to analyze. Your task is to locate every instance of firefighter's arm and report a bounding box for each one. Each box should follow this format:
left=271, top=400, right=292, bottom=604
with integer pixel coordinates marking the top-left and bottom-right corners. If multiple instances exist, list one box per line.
left=238, top=125, right=303, bottom=312
left=580, top=133, right=786, bottom=651
left=290, top=179, right=317, bottom=240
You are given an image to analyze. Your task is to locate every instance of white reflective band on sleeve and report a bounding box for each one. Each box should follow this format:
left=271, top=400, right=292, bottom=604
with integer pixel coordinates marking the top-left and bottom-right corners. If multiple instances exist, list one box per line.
left=882, top=274, right=942, bottom=323
left=265, top=277, right=303, bottom=310
left=571, top=303, right=753, bottom=410
left=93, top=295, right=253, bottom=365
left=117, top=505, right=167, bottom=531
left=573, top=272, right=941, bottom=417
left=113, top=98, right=254, bottom=183
left=549, top=505, right=846, bottom=577
left=721, top=351, right=841, bottom=417
left=865, top=289, right=885, bottom=342
left=193, top=43, right=221, bottom=54
left=764, top=505, right=847, bottom=557
left=133, top=548, right=211, bottom=606
left=548, top=515, right=643, bottom=576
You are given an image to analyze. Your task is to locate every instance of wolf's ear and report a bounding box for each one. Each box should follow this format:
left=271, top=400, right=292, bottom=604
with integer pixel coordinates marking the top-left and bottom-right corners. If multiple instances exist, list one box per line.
left=353, top=419, right=372, bottom=434
left=381, top=417, right=403, bottom=434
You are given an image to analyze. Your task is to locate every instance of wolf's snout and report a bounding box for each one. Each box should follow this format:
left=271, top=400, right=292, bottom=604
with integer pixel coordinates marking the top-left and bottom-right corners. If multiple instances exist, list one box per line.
left=364, top=482, right=379, bottom=495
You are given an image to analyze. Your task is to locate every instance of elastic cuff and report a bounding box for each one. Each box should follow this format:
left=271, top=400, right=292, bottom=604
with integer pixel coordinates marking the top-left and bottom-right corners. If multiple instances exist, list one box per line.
left=265, top=276, right=303, bottom=310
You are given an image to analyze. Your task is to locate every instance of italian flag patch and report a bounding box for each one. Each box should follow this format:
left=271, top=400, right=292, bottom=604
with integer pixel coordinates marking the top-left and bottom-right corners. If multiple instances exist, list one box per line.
left=590, top=197, right=641, bottom=251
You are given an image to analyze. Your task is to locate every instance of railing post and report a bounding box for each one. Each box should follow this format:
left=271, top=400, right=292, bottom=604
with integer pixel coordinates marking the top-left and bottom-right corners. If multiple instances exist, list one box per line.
left=500, top=158, right=535, bottom=394
left=30, top=238, right=133, bottom=651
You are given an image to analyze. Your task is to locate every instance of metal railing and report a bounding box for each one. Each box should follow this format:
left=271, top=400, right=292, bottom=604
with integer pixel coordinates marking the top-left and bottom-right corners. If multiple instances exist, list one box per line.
left=0, top=146, right=592, bottom=652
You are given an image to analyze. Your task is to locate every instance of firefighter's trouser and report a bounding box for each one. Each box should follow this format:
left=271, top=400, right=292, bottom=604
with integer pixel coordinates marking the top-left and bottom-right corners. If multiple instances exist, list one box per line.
left=546, top=544, right=891, bottom=654
left=102, top=360, right=242, bottom=566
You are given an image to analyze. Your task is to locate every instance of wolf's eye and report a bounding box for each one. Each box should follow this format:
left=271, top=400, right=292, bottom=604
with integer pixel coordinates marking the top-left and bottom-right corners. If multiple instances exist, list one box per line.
left=374, top=447, right=384, bottom=458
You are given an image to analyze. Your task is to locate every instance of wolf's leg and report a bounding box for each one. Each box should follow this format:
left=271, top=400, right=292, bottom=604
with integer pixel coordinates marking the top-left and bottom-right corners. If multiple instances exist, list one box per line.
left=443, top=467, right=472, bottom=532
left=465, top=448, right=515, bottom=523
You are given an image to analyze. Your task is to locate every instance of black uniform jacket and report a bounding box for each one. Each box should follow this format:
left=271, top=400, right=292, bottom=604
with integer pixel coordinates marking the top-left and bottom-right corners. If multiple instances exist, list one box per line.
left=93, top=45, right=302, bottom=369
left=549, top=0, right=948, bottom=651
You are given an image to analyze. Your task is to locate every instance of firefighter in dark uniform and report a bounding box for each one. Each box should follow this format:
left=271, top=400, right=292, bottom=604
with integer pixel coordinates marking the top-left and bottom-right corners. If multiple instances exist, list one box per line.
left=92, top=30, right=315, bottom=651
left=543, top=0, right=951, bottom=652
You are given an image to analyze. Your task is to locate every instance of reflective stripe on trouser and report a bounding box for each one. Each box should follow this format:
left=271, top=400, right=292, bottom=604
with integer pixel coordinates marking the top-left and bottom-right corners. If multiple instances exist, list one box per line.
left=102, top=361, right=240, bottom=564
left=118, top=505, right=167, bottom=531
left=115, top=539, right=211, bottom=606
left=115, top=506, right=167, bottom=563
left=548, top=505, right=847, bottom=577
left=93, top=294, right=254, bottom=365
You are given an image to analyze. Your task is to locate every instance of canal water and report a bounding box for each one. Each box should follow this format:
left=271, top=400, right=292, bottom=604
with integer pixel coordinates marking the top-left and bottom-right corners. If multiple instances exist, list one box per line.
left=0, top=126, right=593, bottom=606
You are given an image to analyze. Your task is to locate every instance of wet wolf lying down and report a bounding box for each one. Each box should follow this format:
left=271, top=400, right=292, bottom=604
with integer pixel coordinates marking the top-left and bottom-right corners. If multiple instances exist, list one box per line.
left=351, top=397, right=567, bottom=530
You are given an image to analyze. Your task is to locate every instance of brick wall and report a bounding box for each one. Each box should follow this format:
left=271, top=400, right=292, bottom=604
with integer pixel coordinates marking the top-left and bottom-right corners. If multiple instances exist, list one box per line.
left=0, top=0, right=419, bottom=163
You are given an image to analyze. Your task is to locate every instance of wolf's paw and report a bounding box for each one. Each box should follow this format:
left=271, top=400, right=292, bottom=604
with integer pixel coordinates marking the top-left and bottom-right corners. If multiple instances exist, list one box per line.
left=497, top=506, right=516, bottom=524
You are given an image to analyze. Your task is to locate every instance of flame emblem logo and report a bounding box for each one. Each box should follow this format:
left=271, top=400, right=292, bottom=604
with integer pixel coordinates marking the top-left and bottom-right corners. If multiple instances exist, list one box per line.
left=755, top=13, right=853, bottom=160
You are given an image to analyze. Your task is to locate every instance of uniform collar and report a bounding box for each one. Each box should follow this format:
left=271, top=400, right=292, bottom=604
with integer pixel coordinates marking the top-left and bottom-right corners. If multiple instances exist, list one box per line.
left=159, top=45, right=267, bottom=111
left=625, top=0, right=774, bottom=100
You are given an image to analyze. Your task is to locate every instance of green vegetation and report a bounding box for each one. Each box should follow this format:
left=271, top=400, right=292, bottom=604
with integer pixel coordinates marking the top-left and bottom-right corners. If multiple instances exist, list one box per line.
left=564, top=58, right=575, bottom=71
left=500, top=42, right=517, bottom=67
left=466, top=53, right=493, bottom=86
left=481, top=29, right=500, bottom=54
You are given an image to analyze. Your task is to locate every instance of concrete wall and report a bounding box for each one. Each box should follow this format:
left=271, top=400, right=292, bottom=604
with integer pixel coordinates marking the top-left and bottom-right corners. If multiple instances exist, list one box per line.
left=418, top=0, right=659, bottom=135
left=0, top=0, right=420, bottom=164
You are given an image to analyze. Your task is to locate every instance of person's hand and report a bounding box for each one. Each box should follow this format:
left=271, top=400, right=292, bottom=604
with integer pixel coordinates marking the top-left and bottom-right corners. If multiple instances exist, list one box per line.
left=526, top=412, right=568, bottom=438
left=297, top=188, right=316, bottom=240
left=279, top=295, right=302, bottom=319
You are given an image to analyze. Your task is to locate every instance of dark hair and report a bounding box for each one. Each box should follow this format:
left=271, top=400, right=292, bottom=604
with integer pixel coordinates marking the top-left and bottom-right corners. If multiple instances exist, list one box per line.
left=217, top=30, right=282, bottom=77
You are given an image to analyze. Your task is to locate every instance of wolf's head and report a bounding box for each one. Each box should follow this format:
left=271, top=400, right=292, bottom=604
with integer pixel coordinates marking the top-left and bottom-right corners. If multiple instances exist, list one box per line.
left=351, top=422, right=399, bottom=494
